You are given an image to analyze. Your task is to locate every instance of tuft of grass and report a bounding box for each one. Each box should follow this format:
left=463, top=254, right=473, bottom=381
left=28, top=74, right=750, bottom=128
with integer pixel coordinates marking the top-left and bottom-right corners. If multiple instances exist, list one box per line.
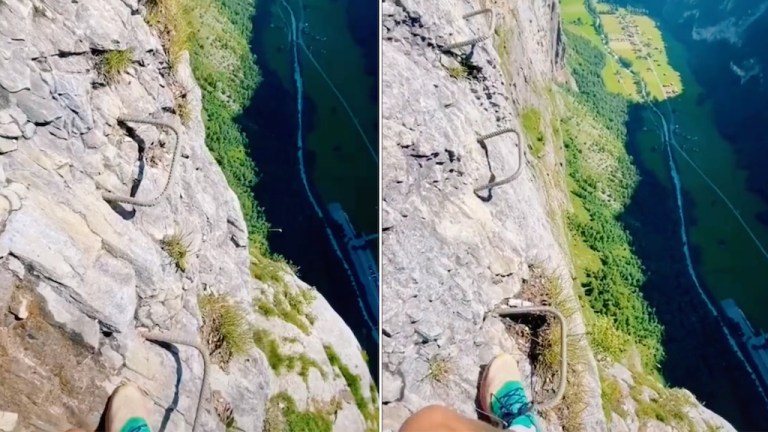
left=250, top=249, right=289, bottom=285
left=521, top=107, right=545, bottom=158
left=360, top=349, right=369, bottom=364
left=160, top=231, right=190, bottom=272
left=522, top=268, right=589, bottom=431
left=145, top=0, right=192, bottom=67
left=324, top=345, right=378, bottom=431
left=199, top=294, right=251, bottom=364
left=253, top=328, right=324, bottom=382
left=254, top=281, right=315, bottom=334
left=599, top=368, right=627, bottom=421
left=175, top=95, right=192, bottom=125
left=101, top=50, right=132, bottom=82
left=446, top=65, right=468, bottom=79
left=635, top=388, right=694, bottom=430
left=264, top=392, right=332, bottom=432
left=628, top=370, right=695, bottom=431
left=426, top=355, right=451, bottom=383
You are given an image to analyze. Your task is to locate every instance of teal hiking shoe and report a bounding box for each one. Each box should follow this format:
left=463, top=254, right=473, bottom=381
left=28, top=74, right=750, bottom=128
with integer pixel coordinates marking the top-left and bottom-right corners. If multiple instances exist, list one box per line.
left=480, top=354, right=537, bottom=431
left=106, top=383, right=152, bottom=432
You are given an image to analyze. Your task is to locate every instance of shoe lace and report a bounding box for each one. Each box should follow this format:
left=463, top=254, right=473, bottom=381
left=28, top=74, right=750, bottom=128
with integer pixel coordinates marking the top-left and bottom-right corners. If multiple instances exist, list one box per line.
left=491, top=386, right=533, bottom=429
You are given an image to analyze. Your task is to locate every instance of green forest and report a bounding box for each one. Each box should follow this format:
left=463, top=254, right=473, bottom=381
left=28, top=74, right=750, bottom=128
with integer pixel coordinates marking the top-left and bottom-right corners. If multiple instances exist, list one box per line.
left=185, top=0, right=273, bottom=255
left=563, top=31, right=664, bottom=370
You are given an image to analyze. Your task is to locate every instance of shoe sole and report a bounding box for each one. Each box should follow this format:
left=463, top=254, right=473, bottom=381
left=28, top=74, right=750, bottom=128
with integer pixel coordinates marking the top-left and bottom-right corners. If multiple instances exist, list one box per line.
left=479, top=356, right=498, bottom=427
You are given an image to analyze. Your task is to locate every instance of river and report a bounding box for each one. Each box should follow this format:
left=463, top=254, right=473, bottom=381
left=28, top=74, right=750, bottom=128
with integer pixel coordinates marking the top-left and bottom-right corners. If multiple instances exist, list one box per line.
left=600, top=11, right=768, bottom=428
left=240, top=0, right=379, bottom=378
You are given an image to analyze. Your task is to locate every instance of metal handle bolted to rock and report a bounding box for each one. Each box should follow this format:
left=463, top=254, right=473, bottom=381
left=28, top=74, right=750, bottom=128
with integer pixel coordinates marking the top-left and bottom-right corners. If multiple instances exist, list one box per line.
left=492, top=305, right=567, bottom=412
left=474, top=127, right=524, bottom=193
left=101, top=116, right=182, bottom=207
left=141, top=331, right=210, bottom=432
left=441, top=8, right=496, bottom=52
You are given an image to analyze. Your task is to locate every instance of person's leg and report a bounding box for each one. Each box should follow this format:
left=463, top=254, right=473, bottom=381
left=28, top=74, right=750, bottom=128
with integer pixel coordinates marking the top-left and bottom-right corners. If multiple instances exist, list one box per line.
left=400, top=353, right=537, bottom=432
left=105, top=383, right=152, bottom=432
left=400, top=405, right=500, bottom=432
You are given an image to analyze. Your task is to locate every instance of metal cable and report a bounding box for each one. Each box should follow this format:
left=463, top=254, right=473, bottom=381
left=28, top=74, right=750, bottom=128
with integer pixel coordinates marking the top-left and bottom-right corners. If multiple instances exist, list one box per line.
left=492, top=305, right=567, bottom=411
left=102, top=117, right=182, bottom=207
left=474, top=127, right=524, bottom=193
left=442, top=8, right=496, bottom=51
left=140, top=331, right=210, bottom=432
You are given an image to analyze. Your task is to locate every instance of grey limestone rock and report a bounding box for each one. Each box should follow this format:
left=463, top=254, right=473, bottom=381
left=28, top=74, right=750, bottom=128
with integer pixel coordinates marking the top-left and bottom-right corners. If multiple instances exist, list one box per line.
left=0, top=0, right=374, bottom=430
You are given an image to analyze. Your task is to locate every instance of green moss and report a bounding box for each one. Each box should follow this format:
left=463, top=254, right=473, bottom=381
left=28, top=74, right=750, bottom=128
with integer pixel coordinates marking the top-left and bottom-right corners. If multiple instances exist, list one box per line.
left=324, top=346, right=378, bottom=430
left=494, top=25, right=510, bottom=68
left=521, top=107, right=546, bottom=158
left=254, top=282, right=315, bottom=334
left=369, top=382, right=378, bottom=406
left=264, top=392, right=333, bottom=432
left=253, top=328, right=324, bottom=382
left=101, top=50, right=132, bottom=82
left=199, top=294, right=251, bottom=361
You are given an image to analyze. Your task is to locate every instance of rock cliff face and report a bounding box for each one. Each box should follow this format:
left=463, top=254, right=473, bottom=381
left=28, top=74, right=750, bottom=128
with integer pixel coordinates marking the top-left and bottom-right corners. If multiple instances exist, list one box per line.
left=380, top=0, right=735, bottom=431
left=0, top=0, right=374, bottom=431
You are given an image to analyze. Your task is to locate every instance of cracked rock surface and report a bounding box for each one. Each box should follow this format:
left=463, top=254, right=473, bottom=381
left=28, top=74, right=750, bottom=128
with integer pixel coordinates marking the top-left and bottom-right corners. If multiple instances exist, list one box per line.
left=0, top=0, right=374, bottom=430
left=381, top=0, right=737, bottom=431
left=381, top=0, right=603, bottom=429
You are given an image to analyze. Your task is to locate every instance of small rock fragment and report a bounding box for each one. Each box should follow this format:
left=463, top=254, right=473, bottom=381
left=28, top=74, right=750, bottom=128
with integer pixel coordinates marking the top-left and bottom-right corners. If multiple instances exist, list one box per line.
left=415, top=321, right=443, bottom=342
left=0, top=138, right=17, bottom=154
left=100, top=345, right=125, bottom=370
left=22, top=122, right=35, bottom=139
left=1, top=189, right=20, bottom=210
left=0, top=411, right=18, bottom=432
left=9, top=296, right=28, bottom=320
left=382, top=370, right=404, bottom=403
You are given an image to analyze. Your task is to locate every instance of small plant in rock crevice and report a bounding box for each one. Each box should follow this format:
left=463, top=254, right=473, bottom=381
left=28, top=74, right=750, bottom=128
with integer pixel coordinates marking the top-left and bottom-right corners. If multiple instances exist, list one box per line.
left=160, top=230, right=190, bottom=272
left=426, top=354, right=451, bottom=383
left=32, top=4, right=48, bottom=19
left=175, top=94, right=192, bottom=125
left=199, top=294, right=251, bottom=365
left=100, top=50, right=133, bottom=83
left=447, top=65, right=468, bottom=79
